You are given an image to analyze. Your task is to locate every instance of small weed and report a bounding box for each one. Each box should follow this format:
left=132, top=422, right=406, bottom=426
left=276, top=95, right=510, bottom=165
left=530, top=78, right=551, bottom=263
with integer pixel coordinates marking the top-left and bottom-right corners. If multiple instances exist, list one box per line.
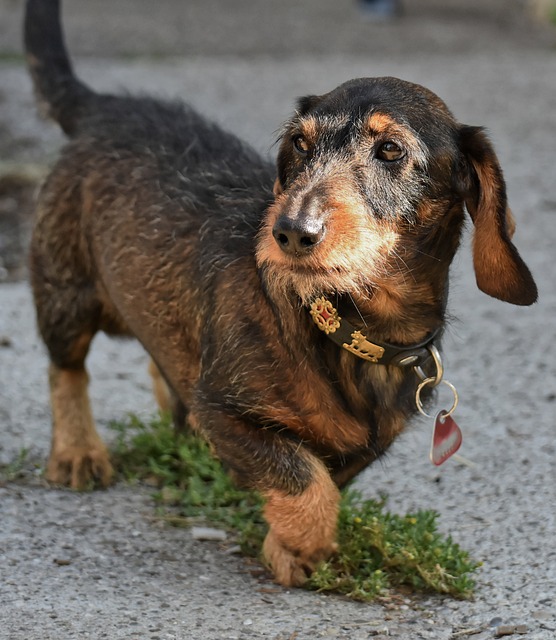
left=111, top=414, right=265, bottom=554
left=308, top=492, right=478, bottom=601
left=0, top=51, right=26, bottom=64
left=0, top=448, right=31, bottom=482
left=110, top=414, right=479, bottom=601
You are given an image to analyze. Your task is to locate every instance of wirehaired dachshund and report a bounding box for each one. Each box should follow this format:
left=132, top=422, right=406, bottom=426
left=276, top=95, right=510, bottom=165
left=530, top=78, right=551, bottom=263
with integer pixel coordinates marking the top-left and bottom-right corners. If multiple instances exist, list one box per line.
left=25, top=0, right=537, bottom=586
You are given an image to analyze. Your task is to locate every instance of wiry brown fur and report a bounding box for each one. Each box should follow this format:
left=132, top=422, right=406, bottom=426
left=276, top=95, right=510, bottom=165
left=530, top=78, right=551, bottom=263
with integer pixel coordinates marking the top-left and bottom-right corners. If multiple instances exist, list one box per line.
left=25, top=0, right=537, bottom=587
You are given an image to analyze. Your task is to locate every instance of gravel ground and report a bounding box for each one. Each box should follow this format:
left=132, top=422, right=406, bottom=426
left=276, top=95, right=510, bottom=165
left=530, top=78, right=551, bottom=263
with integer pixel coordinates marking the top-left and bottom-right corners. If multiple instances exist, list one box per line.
left=1, top=1, right=555, bottom=639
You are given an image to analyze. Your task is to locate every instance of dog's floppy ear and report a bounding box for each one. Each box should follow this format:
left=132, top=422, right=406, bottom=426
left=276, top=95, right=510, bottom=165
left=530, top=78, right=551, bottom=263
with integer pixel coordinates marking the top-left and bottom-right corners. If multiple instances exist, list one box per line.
left=457, top=126, right=538, bottom=306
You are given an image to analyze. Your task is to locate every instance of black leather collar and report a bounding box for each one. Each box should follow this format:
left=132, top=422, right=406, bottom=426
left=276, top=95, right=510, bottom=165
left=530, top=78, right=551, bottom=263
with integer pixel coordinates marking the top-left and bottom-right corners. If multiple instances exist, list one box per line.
left=309, top=297, right=439, bottom=368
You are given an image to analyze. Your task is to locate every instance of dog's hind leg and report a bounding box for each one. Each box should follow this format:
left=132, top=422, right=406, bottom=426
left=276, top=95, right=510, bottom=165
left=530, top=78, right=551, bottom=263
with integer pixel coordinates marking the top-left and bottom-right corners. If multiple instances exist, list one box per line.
left=148, top=359, right=172, bottom=414
left=44, top=322, right=112, bottom=489
left=47, top=358, right=113, bottom=489
left=38, top=313, right=113, bottom=489
left=148, top=359, right=189, bottom=432
left=30, top=215, right=113, bottom=488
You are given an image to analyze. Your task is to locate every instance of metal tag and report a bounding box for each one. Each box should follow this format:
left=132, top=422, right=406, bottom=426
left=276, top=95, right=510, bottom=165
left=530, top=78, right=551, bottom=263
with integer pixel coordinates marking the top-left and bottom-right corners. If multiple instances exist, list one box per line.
left=430, top=410, right=463, bottom=466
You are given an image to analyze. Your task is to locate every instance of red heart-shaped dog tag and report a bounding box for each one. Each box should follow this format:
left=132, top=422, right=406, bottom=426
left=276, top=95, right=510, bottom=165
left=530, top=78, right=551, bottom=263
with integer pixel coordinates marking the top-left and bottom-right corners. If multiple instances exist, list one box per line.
left=430, top=411, right=462, bottom=466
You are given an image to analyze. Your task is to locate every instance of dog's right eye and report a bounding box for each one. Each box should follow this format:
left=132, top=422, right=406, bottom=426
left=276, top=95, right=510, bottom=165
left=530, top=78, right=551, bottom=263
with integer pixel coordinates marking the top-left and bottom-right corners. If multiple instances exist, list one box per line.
left=376, top=141, right=405, bottom=162
left=292, top=135, right=309, bottom=156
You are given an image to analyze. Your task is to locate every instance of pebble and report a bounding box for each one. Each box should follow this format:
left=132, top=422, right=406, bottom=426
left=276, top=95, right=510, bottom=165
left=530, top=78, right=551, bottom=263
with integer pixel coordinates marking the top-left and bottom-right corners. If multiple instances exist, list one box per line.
left=531, top=610, right=553, bottom=621
left=493, top=624, right=528, bottom=637
left=191, top=526, right=227, bottom=541
left=0, top=335, right=12, bottom=347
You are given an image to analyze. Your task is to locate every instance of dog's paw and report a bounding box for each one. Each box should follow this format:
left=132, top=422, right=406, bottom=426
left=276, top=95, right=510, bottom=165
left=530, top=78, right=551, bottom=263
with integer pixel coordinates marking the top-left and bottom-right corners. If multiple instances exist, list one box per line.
left=262, top=529, right=337, bottom=587
left=46, top=445, right=114, bottom=489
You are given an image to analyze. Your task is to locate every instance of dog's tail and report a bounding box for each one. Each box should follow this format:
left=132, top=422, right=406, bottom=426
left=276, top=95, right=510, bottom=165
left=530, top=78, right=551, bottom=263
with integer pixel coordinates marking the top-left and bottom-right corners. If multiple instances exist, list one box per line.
left=24, top=0, right=94, bottom=136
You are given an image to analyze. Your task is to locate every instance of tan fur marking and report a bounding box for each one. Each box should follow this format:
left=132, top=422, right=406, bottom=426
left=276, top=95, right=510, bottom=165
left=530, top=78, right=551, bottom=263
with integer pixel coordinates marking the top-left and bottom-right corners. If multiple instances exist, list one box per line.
left=257, top=172, right=401, bottom=304
left=367, top=112, right=396, bottom=133
left=67, top=331, right=94, bottom=363
left=415, top=200, right=437, bottom=223
left=298, top=116, right=319, bottom=143
left=505, top=207, right=517, bottom=239
left=255, top=197, right=291, bottom=266
left=47, top=365, right=113, bottom=489
left=376, top=412, right=407, bottom=452
left=265, top=369, right=369, bottom=452
left=469, top=158, right=522, bottom=300
left=148, top=359, right=172, bottom=414
left=262, top=459, right=340, bottom=586
left=213, top=277, right=369, bottom=452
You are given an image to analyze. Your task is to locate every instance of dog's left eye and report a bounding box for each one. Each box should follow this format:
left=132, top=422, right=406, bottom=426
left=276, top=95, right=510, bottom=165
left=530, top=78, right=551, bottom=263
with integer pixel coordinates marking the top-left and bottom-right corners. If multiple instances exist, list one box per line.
left=292, top=135, right=309, bottom=156
left=376, top=141, right=405, bottom=162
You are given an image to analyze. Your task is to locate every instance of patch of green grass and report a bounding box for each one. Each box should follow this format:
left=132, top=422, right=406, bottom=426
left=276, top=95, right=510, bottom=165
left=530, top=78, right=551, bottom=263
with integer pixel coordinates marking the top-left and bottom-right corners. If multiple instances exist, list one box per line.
left=110, top=414, right=479, bottom=601
left=0, top=448, right=31, bottom=482
left=0, top=51, right=26, bottom=64
left=110, top=414, right=265, bottom=554
left=308, top=493, right=478, bottom=601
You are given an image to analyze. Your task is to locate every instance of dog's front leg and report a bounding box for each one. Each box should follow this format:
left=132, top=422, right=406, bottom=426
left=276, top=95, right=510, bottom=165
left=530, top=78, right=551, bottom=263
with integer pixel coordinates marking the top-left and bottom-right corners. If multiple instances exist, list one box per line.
left=195, top=409, right=340, bottom=586
left=261, top=457, right=340, bottom=586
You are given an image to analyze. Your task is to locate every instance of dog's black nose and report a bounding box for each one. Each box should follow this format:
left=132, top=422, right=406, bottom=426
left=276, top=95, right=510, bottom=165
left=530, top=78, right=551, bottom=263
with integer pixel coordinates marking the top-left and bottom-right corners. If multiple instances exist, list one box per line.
left=272, top=216, right=325, bottom=255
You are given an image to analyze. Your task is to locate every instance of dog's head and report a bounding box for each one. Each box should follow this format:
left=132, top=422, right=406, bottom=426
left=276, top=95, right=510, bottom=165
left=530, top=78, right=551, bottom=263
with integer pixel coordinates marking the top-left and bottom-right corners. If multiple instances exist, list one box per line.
left=256, top=77, right=537, bottom=311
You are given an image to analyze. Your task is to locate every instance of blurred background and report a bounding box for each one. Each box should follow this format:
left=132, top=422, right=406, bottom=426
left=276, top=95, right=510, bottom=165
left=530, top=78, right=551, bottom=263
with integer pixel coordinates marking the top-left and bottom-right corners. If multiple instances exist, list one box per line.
left=0, top=0, right=555, bottom=282
left=1, top=0, right=554, bottom=58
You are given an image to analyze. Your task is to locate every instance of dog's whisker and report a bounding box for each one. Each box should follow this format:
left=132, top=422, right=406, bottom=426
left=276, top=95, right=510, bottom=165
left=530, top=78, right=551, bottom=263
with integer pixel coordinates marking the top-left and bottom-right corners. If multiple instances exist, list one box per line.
left=390, top=249, right=417, bottom=285
left=412, top=247, right=443, bottom=262
left=347, top=292, right=368, bottom=328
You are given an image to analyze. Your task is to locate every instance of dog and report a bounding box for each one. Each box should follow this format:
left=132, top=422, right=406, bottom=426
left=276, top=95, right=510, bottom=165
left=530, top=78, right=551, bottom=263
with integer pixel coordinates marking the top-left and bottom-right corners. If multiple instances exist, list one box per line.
left=25, top=0, right=537, bottom=587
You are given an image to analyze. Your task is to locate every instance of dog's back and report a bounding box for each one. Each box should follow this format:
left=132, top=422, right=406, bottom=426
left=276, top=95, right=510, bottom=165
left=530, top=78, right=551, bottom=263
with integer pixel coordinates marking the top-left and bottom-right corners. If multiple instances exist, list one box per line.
left=26, top=0, right=275, bottom=365
left=25, top=0, right=275, bottom=258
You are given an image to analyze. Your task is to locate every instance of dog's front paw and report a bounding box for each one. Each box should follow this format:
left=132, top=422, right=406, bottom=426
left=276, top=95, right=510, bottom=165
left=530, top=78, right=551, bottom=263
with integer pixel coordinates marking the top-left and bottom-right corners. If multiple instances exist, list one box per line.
left=46, top=444, right=113, bottom=489
left=261, top=459, right=340, bottom=587
left=263, top=529, right=337, bottom=587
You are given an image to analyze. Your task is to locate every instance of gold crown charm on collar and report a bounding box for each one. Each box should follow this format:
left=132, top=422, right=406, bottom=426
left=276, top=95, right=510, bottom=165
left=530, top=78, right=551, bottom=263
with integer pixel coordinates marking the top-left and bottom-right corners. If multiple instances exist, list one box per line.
left=309, top=297, right=341, bottom=334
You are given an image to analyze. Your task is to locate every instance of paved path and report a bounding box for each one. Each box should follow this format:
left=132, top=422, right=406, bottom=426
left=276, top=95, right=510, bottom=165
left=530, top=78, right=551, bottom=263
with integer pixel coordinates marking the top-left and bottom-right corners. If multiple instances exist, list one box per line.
left=1, top=1, right=555, bottom=638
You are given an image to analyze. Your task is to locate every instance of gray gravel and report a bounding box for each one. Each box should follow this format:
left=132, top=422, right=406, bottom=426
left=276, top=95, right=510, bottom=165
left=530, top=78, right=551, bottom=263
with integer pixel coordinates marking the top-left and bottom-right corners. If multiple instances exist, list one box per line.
left=1, top=1, right=556, bottom=638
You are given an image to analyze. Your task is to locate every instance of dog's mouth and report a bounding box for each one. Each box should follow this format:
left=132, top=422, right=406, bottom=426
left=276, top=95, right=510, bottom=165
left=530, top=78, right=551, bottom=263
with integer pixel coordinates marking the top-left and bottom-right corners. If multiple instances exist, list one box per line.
left=258, top=254, right=373, bottom=306
left=256, top=226, right=389, bottom=305
left=257, top=232, right=445, bottom=348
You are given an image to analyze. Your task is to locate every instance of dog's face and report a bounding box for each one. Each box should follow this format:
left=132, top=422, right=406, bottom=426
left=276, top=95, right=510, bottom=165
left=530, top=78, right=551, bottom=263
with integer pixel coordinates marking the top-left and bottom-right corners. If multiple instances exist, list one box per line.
left=256, top=77, right=537, bottom=309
